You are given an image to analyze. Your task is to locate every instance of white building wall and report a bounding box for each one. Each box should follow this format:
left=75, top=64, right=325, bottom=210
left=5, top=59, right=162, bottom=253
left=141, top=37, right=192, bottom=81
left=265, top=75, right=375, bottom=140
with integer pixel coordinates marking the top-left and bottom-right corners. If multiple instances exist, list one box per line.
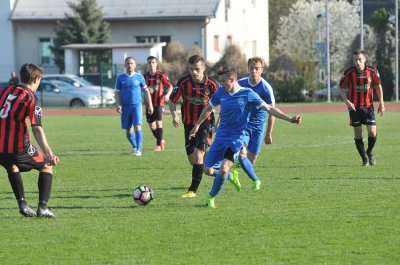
left=204, top=0, right=269, bottom=65
left=0, top=0, right=16, bottom=82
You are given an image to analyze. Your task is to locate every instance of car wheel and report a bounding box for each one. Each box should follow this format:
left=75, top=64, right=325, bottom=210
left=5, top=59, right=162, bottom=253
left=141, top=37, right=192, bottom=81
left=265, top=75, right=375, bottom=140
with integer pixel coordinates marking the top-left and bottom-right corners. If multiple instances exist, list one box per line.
left=70, top=99, right=85, bottom=108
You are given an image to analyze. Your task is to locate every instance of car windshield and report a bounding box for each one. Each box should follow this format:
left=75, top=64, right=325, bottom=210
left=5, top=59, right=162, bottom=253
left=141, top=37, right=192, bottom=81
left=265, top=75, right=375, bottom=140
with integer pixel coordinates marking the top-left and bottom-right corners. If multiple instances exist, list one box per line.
left=75, top=76, right=93, bottom=86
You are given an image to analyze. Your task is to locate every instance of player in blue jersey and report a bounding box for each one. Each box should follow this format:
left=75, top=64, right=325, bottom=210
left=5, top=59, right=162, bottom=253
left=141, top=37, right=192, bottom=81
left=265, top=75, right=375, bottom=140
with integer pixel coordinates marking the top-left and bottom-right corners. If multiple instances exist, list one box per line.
left=115, top=57, right=154, bottom=156
left=236, top=56, right=276, bottom=190
left=189, top=66, right=301, bottom=208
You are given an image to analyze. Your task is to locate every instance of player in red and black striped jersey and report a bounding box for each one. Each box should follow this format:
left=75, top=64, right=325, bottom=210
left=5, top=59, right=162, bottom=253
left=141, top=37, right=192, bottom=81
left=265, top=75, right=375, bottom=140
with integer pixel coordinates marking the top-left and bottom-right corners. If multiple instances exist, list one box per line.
left=144, top=56, right=173, bottom=151
left=169, top=55, right=219, bottom=198
left=0, top=63, right=59, bottom=218
left=339, top=49, right=385, bottom=166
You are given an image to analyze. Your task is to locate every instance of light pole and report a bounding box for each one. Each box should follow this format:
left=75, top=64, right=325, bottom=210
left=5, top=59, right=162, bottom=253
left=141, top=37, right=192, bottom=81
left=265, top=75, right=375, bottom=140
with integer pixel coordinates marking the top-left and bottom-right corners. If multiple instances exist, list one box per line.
left=360, top=0, right=364, bottom=49
left=326, top=0, right=331, bottom=103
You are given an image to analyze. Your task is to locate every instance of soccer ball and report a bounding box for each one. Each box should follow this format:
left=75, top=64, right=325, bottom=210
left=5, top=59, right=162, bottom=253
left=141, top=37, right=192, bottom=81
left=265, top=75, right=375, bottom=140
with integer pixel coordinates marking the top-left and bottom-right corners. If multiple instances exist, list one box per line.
left=132, top=185, right=154, bottom=206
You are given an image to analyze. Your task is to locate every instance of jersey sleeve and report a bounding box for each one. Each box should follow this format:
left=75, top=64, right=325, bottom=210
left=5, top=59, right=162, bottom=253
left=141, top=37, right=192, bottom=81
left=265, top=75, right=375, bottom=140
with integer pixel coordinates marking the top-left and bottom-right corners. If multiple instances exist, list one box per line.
left=339, top=72, right=349, bottom=89
left=161, top=73, right=172, bottom=88
left=115, top=75, right=121, bottom=91
left=170, top=79, right=183, bottom=103
left=262, top=80, right=275, bottom=106
left=372, top=68, right=382, bottom=86
left=209, top=87, right=222, bottom=108
left=248, top=89, right=264, bottom=108
left=29, top=93, right=42, bottom=126
left=140, top=75, right=147, bottom=90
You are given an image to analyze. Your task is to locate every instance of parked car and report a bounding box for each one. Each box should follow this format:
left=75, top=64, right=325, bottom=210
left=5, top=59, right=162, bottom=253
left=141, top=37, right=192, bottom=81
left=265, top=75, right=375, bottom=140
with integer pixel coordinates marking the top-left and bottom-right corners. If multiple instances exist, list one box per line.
left=313, top=85, right=341, bottom=101
left=41, top=74, right=115, bottom=105
left=36, top=80, right=102, bottom=108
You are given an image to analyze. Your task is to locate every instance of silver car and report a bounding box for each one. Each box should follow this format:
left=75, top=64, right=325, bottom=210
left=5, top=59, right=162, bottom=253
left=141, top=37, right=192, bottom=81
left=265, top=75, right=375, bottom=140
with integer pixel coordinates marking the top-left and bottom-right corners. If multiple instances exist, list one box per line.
left=41, top=74, right=115, bottom=105
left=36, top=80, right=102, bottom=108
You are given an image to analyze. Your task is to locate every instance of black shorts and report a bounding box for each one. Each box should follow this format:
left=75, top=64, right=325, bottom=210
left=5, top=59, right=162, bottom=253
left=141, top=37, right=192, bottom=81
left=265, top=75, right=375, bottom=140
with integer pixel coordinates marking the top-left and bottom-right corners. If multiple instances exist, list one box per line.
left=0, top=144, right=46, bottom=172
left=349, top=107, right=376, bottom=127
left=146, top=106, right=164, bottom=123
left=184, top=124, right=213, bottom=155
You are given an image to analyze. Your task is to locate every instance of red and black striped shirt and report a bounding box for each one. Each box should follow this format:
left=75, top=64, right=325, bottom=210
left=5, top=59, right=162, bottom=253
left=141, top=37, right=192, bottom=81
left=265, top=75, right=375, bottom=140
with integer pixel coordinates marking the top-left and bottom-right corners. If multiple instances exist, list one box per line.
left=170, top=74, right=219, bottom=126
left=339, top=65, right=381, bottom=109
left=0, top=85, right=41, bottom=153
left=144, top=71, right=172, bottom=107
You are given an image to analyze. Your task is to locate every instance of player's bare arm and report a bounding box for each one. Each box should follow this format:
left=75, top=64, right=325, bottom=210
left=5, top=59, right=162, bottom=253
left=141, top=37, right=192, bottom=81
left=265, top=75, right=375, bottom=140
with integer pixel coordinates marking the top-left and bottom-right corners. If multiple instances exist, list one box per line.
left=144, top=88, right=154, bottom=115
left=339, top=87, right=355, bottom=111
left=168, top=101, right=180, bottom=128
left=189, top=105, right=214, bottom=139
left=31, top=125, right=59, bottom=166
left=164, top=84, right=173, bottom=103
left=261, top=103, right=301, bottom=124
left=115, top=90, right=122, bottom=113
left=264, top=115, right=275, bottom=145
left=375, top=84, right=385, bottom=116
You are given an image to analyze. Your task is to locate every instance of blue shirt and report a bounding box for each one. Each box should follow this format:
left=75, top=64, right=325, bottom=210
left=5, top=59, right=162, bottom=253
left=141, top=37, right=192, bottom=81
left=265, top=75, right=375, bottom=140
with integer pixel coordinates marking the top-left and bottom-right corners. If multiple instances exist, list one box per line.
left=209, top=86, right=264, bottom=140
left=115, top=73, right=147, bottom=105
left=238, top=77, right=275, bottom=130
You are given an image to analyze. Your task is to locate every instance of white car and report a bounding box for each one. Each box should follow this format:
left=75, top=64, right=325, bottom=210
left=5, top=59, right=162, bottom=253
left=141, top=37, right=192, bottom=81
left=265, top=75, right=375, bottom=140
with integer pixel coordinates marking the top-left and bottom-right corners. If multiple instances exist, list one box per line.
left=37, top=80, right=102, bottom=108
left=41, top=74, right=115, bottom=105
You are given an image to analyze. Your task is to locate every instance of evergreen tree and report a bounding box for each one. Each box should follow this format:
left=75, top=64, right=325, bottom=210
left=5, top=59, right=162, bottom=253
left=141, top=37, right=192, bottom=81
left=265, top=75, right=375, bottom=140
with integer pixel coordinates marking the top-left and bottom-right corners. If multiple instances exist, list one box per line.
left=369, top=8, right=395, bottom=101
left=51, top=0, right=110, bottom=72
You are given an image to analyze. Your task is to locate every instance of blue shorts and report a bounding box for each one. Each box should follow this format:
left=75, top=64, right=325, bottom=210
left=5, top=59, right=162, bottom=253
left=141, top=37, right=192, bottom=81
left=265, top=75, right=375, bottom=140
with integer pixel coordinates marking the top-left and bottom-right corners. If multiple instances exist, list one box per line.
left=121, top=103, right=142, bottom=129
left=245, top=123, right=266, bottom=155
left=205, top=136, right=245, bottom=169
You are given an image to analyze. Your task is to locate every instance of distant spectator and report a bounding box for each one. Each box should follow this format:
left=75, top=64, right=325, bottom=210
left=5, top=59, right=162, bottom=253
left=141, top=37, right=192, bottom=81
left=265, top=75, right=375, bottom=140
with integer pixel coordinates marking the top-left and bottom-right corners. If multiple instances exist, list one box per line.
left=8, top=71, right=19, bottom=86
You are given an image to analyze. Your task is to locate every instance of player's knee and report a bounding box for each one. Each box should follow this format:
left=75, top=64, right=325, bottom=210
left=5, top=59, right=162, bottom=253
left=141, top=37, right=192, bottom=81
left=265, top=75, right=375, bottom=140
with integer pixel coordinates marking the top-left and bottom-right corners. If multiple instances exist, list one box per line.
left=203, top=166, right=213, bottom=176
left=41, top=163, right=53, bottom=173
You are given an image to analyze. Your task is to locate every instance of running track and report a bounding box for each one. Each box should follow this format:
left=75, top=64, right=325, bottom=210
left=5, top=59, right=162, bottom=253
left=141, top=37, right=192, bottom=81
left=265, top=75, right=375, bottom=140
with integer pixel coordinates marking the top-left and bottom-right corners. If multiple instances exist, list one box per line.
left=44, top=103, right=400, bottom=116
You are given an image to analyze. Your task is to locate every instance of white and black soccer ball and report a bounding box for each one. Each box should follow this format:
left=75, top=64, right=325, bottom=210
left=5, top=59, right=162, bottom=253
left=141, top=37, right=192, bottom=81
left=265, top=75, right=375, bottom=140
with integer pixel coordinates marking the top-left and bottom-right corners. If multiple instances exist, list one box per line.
left=132, top=185, right=154, bottom=206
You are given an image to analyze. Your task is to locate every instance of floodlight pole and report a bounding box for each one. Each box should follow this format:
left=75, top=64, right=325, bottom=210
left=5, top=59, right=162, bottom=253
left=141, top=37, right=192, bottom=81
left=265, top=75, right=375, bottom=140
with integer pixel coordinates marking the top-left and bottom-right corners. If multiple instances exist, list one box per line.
left=360, top=0, right=364, bottom=49
left=326, top=0, right=331, bottom=103
left=396, top=0, right=399, bottom=102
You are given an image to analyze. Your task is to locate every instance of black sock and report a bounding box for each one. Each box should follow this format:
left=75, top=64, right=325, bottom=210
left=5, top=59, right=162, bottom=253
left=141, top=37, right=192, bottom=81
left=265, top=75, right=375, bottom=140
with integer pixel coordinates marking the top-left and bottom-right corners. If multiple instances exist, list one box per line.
left=366, top=135, right=377, bottom=155
left=151, top=129, right=157, bottom=139
left=188, top=164, right=203, bottom=193
left=156, top=128, right=163, bottom=146
left=38, top=172, right=53, bottom=208
left=7, top=172, right=25, bottom=201
left=354, top=138, right=367, bottom=159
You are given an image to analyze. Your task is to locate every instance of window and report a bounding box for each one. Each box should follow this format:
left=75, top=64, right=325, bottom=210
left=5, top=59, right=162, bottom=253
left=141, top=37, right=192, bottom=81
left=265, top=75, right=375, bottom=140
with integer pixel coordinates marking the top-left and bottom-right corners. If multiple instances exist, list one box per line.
left=39, top=38, right=54, bottom=65
left=251, top=0, right=256, bottom=8
left=136, top=36, right=171, bottom=44
left=136, top=36, right=158, bottom=43
left=227, top=35, right=233, bottom=46
left=214, top=35, right=219, bottom=52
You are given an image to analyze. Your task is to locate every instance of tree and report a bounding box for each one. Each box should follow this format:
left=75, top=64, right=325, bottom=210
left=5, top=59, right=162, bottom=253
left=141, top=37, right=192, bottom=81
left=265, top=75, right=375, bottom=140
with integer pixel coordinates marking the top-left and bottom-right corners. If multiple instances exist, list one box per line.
left=210, top=45, right=247, bottom=79
left=269, top=0, right=297, bottom=45
left=368, top=8, right=395, bottom=100
left=51, top=0, right=111, bottom=72
left=275, top=0, right=361, bottom=89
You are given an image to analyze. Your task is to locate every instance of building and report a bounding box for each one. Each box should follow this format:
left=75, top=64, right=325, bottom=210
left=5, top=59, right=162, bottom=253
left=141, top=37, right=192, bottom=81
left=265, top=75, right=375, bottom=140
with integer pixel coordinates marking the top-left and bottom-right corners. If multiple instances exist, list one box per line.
left=0, top=0, right=269, bottom=82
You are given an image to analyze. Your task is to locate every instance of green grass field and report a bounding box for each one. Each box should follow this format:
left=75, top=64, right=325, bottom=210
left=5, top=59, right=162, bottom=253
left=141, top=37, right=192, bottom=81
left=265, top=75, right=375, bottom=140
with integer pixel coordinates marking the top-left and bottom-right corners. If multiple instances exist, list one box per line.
left=0, top=109, right=399, bottom=265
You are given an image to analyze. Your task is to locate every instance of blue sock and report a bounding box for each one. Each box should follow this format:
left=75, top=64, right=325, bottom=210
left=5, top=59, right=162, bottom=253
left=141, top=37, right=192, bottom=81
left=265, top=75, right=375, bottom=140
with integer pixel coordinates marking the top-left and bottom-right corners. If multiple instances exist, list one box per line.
left=135, top=130, right=143, bottom=150
left=209, top=171, right=227, bottom=197
left=128, top=133, right=136, bottom=148
left=239, top=157, right=259, bottom=181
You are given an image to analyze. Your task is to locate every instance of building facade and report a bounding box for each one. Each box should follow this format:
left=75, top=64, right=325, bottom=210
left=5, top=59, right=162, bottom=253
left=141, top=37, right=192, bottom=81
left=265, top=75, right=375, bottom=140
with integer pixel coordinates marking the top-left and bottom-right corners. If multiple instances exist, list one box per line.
left=1, top=0, right=269, bottom=81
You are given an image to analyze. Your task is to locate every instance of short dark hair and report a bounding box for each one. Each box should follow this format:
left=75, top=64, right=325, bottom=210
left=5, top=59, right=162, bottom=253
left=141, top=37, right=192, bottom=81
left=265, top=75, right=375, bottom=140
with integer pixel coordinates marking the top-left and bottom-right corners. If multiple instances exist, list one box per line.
left=188, top=55, right=204, bottom=65
left=147, top=56, right=157, bottom=62
left=353, top=49, right=365, bottom=56
left=124, top=56, right=136, bottom=63
left=217, top=65, right=237, bottom=77
left=19, top=63, right=43, bottom=84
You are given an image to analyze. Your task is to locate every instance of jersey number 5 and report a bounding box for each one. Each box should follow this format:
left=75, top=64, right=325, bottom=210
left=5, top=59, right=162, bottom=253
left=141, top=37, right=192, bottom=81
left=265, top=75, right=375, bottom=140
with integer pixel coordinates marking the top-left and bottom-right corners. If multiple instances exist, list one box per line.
left=0, top=95, right=17, bottom=118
